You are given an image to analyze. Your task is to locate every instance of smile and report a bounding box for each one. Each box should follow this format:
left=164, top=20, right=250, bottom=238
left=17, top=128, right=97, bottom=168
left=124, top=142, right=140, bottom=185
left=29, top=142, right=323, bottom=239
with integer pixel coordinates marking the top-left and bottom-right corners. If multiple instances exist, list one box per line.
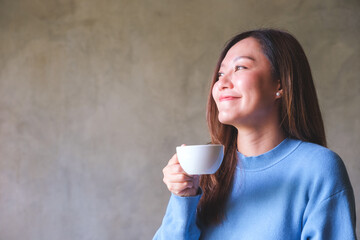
left=219, top=96, right=240, bottom=102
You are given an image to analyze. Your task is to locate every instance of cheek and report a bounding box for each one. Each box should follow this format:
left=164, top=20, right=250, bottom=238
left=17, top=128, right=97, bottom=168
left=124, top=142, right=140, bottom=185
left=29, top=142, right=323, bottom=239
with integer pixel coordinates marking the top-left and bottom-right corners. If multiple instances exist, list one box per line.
left=233, top=77, right=252, bottom=95
left=211, top=83, right=219, bottom=99
left=235, top=72, right=264, bottom=95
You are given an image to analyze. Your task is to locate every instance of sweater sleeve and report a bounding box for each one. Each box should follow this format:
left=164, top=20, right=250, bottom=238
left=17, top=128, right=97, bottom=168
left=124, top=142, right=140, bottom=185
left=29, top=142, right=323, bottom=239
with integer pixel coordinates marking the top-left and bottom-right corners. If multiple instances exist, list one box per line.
left=153, top=193, right=202, bottom=240
left=301, top=188, right=357, bottom=240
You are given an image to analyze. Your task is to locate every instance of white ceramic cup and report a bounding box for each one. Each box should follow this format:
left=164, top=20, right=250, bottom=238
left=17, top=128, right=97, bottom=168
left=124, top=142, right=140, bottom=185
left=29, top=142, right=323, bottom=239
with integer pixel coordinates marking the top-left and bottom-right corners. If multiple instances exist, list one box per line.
left=176, top=144, right=224, bottom=175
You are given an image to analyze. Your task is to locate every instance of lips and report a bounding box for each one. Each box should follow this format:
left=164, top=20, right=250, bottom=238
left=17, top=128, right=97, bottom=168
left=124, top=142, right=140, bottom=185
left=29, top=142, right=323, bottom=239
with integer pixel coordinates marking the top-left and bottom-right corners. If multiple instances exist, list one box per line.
left=219, top=96, right=240, bottom=102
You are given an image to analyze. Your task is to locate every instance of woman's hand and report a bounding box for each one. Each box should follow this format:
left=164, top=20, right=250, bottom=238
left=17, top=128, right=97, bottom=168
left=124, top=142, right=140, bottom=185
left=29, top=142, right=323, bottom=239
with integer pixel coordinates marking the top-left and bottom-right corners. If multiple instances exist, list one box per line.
left=163, top=152, right=200, bottom=197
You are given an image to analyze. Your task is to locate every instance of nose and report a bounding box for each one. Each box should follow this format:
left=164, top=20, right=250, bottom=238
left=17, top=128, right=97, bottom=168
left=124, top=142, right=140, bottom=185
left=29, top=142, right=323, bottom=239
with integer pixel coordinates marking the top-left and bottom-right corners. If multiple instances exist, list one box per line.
left=217, top=72, right=233, bottom=90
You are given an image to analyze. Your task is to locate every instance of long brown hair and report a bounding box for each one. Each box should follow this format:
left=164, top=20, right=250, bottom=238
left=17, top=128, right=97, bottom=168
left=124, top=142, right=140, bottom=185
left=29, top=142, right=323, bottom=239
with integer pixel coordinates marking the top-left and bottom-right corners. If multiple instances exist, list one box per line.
left=198, top=29, right=326, bottom=226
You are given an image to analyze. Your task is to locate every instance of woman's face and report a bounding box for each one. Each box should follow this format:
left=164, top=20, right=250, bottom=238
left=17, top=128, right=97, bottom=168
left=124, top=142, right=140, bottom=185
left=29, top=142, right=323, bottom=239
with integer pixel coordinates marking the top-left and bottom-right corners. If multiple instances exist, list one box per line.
left=212, top=37, right=280, bottom=128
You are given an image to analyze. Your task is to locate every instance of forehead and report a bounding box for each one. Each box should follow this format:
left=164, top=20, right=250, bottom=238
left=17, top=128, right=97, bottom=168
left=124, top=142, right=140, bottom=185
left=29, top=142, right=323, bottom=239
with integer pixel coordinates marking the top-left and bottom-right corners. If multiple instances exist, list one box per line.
left=222, top=37, right=264, bottom=64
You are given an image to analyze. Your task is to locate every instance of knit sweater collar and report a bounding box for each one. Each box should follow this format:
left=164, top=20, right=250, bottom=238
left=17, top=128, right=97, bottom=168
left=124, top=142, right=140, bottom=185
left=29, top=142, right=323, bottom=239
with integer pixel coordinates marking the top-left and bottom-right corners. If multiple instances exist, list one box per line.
left=236, top=138, right=302, bottom=171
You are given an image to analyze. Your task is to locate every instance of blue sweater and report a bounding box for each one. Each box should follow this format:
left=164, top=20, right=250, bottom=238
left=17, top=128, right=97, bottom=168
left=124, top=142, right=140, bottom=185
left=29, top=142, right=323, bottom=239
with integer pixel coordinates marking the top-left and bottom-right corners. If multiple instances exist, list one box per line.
left=154, top=138, right=357, bottom=239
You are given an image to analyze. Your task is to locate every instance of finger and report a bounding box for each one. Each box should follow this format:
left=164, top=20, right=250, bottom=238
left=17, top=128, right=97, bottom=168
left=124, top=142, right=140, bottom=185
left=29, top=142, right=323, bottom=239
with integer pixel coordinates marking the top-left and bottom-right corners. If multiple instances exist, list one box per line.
left=164, top=173, right=193, bottom=183
left=163, top=171, right=197, bottom=187
left=165, top=163, right=187, bottom=174
left=167, top=181, right=194, bottom=194
left=163, top=163, right=185, bottom=178
left=167, top=153, right=179, bottom=165
left=168, top=144, right=186, bottom=165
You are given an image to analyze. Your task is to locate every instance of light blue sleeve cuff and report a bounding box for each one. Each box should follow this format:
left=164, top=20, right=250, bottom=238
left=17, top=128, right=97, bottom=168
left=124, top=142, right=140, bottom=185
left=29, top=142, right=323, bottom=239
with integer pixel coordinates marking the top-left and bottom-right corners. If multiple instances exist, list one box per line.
left=165, top=191, right=202, bottom=228
left=153, top=190, right=202, bottom=240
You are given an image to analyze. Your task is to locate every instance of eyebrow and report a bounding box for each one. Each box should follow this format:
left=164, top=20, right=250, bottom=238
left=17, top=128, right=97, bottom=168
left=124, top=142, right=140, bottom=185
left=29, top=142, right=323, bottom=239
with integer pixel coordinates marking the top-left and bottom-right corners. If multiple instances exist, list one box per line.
left=233, top=56, right=255, bottom=62
left=220, top=56, right=255, bottom=68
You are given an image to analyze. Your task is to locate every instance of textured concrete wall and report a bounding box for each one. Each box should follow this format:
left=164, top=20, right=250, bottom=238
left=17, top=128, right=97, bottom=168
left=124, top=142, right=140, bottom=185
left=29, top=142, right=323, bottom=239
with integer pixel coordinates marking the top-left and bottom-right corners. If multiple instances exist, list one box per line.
left=0, top=0, right=359, bottom=239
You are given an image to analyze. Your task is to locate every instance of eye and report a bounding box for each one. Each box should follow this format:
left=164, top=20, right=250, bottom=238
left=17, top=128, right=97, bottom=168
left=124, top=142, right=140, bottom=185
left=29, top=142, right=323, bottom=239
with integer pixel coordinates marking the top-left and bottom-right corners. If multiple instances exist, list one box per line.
left=235, top=65, right=246, bottom=71
left=217, top=72, right=224, bottom=78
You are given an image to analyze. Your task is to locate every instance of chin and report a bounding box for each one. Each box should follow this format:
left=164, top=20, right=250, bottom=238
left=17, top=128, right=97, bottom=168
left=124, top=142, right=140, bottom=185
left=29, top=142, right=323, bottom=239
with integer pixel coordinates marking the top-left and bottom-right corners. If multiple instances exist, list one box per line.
left=218, top=115, right=236, bottom=126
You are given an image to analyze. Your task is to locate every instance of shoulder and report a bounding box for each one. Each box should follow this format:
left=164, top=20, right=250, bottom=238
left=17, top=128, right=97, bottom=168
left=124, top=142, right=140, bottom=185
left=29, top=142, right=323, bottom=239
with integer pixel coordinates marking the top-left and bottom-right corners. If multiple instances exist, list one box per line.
left=289, top=139, right=353, bottom=199
left=290, top=139, right=344, bottom=171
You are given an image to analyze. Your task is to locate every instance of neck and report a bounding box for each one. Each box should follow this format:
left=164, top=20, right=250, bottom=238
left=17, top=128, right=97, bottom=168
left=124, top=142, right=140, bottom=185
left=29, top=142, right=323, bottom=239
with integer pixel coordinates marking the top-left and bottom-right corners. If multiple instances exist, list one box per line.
left=236, top=124, right=285, bottom=157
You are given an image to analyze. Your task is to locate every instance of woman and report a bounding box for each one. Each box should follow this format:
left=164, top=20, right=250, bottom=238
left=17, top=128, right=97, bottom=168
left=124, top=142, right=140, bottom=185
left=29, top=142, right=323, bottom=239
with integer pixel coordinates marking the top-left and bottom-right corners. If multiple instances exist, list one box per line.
left=154, top=29, right=357, bottom=239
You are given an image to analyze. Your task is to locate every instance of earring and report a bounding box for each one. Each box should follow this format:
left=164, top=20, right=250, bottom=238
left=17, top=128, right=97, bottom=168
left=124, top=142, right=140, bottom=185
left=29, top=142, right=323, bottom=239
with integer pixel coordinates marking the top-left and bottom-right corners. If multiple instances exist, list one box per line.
left=276, top=92, right=281, bottom=97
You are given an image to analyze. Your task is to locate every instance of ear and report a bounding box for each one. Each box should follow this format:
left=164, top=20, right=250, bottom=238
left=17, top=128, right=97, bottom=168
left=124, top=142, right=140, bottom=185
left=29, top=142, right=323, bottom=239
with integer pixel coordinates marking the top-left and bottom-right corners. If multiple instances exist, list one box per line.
left=275, top=80, right=283, bottom=99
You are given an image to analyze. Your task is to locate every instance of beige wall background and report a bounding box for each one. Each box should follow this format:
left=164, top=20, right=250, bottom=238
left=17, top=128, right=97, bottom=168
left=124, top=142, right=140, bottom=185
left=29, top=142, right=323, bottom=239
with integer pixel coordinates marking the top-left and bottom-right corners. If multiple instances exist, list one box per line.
left=0, top=0, right=359, bottom=239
